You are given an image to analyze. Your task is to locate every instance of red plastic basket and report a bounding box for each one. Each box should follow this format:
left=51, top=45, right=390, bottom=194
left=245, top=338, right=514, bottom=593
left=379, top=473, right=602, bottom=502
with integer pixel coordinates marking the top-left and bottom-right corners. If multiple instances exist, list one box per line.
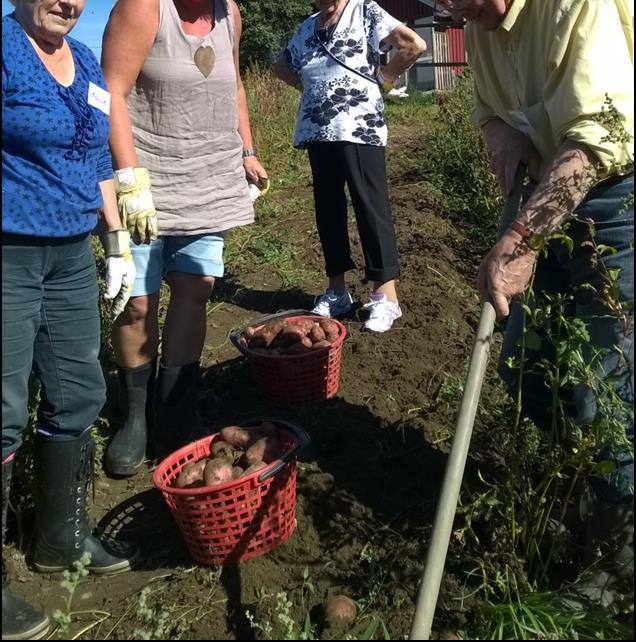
left=230, top=311, right=347, bottom=405
left=152, top=420, right=310, bottom=565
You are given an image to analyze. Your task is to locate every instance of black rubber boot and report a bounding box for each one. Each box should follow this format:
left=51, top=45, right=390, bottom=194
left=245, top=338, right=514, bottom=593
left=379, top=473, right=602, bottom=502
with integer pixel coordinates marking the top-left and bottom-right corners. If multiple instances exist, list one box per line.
left=2, top=459, right=50, bottom=640
left=153, top=361, right=202, bottom=460
left=104, top=360, right=156, bottom=476
left=32, top=430, right=139, bottom=574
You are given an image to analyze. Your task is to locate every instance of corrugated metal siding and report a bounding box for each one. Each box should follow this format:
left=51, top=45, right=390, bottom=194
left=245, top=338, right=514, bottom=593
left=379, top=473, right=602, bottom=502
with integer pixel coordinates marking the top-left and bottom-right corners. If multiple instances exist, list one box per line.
left=375, top=0, right=433, bottom=23
left=447, top=28, right=466, bottom=75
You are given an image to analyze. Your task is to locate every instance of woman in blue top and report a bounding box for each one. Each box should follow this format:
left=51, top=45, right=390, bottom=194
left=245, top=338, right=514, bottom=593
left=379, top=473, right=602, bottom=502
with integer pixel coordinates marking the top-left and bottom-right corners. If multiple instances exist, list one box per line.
left=2, top=1, right=138, bottom=638
left=274, top=0, right=425, bottom=332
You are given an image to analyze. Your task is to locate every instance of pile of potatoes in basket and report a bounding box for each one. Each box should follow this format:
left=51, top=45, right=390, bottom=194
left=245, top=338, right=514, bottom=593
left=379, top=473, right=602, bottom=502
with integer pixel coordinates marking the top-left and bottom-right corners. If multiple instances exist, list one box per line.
left=173, top=422, right=284, bottom=489
left=241, top=317, right=341, bottom=356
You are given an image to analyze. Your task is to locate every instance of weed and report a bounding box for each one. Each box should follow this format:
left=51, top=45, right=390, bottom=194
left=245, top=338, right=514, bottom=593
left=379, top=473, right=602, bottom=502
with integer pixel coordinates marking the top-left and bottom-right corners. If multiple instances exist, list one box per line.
left=49, top=553, right=110, bottom=640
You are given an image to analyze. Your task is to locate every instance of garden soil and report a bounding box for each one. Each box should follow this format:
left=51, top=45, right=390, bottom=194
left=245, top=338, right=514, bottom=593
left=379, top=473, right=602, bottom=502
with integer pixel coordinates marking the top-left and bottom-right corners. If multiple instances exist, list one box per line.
left=5, top=124, right=498, bottom=640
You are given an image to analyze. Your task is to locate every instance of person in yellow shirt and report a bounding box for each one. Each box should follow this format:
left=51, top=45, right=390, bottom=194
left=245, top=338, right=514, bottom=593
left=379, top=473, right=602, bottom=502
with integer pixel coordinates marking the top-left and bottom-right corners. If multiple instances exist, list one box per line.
left=439, top=0, right=633, bottom=602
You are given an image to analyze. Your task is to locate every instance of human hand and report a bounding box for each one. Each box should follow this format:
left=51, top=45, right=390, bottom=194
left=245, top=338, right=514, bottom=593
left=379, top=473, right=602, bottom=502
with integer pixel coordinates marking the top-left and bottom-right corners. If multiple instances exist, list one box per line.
left=113, top=167, right=158, bottom=244
left=482, top=119, right=542, bottom=195
left=100, top=230, right=136, bottom=320
left=477, top=229, right=538, bottom=320
left=243, top=156, right=268, bottom=188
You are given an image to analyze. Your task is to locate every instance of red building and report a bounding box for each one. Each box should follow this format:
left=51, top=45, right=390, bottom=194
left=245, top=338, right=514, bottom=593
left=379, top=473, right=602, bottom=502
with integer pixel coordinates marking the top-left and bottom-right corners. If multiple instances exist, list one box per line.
left=376, top=0, right=466, bottom=90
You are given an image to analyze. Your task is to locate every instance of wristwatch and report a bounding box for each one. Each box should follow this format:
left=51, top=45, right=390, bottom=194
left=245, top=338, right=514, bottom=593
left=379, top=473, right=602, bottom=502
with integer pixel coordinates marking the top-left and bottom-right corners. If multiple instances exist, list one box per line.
left=242, top=148, right=257, bottom=158
left=510, top=221, right=546, bottom=251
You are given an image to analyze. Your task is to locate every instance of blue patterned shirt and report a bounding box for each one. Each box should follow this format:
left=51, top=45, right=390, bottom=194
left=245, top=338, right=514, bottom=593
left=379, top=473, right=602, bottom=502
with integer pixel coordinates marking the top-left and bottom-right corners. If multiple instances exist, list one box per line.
left=284, top=0, right=400, bottom=148
left=2, top=13, right=112, bottom=238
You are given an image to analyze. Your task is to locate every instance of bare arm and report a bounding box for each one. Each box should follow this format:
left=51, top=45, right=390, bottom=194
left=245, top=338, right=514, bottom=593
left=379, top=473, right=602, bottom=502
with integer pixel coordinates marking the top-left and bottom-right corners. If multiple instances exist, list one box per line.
left=477, top=140, right=599, bottom=319
left=99, top=179, right=122, bottom=231
left=101, top=0, right=158, bottom=169
left=272, top=56, right=300, bottom=88
left=231, top=1, right=268, bottom=184
left=379, top=23, right=426, bottom=85
left=516, top=140, right=598, bottom=236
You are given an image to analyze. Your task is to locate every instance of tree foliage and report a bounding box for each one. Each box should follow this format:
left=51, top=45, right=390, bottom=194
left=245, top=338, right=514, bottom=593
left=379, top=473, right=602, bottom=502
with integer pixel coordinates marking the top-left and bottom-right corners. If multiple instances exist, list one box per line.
left=236, top=0, right=315, bottom=68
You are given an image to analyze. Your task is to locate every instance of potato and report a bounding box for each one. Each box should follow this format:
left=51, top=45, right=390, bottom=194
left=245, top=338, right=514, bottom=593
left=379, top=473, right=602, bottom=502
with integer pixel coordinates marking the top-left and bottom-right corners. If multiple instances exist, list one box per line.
left=211, top=440, right=235, bottom=460
left=324, top=595, right=357, bottom=629
left=318, top=318, right=340, bottom=342
left=308, top=324, right=326, bottom=343
left=174, top=459, right=206, bottom=488
left=277, top=325, right=307, bottom=346
left=311, top=339, right=332, bottom=350
left=242, top=437, right=281, bottom=468
left=284, top=342, right=310, bottom=355
left=243, top=460, right=268, bottom=476
left=243, top=326, right=256, bottom=339
left=232, top=466, right=245, bottom=479
left=220, top=425, right=259, bottom=449
left=293, top=319, right=317, bottom=333
left=202, top=458, right=233, bottom=487
left=249, top=319, right=287, bottom=348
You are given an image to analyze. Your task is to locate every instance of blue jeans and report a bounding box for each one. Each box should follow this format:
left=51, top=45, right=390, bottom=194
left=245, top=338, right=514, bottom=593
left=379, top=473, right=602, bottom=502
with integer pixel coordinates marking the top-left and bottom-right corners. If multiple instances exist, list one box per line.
left=2, top=234, right=106, bottom=460
left=499, top=175, right=634, bottom=504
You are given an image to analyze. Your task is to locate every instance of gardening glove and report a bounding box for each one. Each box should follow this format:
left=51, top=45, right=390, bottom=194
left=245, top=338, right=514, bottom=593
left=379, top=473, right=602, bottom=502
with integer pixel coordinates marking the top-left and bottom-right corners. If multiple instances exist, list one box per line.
left=113, top=167, right=158, bottom=244
left=100, top=229, right=136, bottom=320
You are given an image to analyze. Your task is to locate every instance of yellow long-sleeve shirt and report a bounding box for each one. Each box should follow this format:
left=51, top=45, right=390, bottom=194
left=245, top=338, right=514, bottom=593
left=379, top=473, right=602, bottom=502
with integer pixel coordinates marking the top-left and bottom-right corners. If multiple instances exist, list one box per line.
left=465, top=0, right=634, bottom=178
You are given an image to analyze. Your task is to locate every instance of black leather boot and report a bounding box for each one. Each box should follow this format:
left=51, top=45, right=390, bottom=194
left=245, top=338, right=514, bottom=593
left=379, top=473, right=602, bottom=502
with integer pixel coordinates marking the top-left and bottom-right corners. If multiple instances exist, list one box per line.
left=153, top=361, right=202, bottom=460
left=105, top=360, right=156, bottom=476
left=32, top=430, right=139, bottom=574
left=2, top=459, right=50, bottom=640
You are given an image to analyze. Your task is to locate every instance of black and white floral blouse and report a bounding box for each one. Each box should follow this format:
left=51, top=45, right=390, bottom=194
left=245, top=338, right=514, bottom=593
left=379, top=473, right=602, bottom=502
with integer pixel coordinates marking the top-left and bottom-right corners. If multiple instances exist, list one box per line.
left=284, top=0, right=400, bottom=149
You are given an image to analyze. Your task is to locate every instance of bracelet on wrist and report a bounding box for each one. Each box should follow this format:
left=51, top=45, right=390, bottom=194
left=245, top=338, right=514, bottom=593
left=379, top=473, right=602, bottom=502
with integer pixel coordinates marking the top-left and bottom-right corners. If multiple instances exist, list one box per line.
left=242, top=148, right=257, bottom=158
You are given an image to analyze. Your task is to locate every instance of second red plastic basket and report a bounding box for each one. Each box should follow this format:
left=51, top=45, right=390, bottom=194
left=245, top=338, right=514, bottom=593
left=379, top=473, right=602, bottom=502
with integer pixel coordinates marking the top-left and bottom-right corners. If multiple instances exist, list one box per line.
left=152, top=419, right=310, bottom=566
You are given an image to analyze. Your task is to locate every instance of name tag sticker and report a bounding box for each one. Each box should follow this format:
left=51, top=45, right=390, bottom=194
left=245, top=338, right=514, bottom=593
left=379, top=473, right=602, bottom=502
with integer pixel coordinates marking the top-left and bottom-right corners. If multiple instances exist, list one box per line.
left=87, top=82, right=111, bottom=115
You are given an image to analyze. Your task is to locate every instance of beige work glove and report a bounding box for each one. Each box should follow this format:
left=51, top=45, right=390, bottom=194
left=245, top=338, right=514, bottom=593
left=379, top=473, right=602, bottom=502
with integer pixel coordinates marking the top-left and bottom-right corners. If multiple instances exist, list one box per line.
left=113, top=167, right=158, bottom=244
left=100, top=229, right=136, bottom=319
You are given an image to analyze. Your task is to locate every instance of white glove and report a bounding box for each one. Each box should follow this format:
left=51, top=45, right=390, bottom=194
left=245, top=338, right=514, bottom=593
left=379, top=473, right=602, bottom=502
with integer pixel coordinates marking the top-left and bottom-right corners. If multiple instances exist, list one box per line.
left=113, top=167, right=158, bottom=244
left=100, top=230, right=136, bottom=320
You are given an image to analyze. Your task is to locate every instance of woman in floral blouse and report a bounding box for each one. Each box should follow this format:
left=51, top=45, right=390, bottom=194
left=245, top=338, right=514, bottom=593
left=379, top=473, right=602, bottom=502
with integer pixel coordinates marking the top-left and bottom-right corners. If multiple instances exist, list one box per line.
left=274, top=0, right=425, bottom=332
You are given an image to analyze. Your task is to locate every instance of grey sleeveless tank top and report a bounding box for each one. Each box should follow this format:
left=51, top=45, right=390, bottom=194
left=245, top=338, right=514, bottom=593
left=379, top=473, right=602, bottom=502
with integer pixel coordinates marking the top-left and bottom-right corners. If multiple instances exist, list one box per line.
left=128, top=0, right=253, bottom=235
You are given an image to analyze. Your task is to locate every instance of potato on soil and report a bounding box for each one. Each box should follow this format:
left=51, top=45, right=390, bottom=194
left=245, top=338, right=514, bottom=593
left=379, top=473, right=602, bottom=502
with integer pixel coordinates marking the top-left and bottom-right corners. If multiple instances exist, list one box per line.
left=220, top=425, right=259, bottom=449
left=324, top=594, right=357, bottom=629
left=242, top=437, right=281, bottom=468
left=203, top=458, right=234, bottom=486
left=174, top=459, right=206, bottom=488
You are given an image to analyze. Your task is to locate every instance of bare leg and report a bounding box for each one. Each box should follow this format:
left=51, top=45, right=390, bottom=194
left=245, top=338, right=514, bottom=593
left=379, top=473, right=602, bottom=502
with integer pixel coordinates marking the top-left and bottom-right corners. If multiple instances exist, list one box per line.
left=162, top=272, right=215, bottom=366
left=372, top=279, right=398, bottom=303
left=112, top=293, right=160, bottom=367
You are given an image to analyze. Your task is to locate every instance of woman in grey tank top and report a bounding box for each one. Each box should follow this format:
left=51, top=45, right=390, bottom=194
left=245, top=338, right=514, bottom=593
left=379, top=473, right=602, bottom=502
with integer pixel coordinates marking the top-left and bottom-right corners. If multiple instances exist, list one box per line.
left=101, top=0, right=268, bottom=476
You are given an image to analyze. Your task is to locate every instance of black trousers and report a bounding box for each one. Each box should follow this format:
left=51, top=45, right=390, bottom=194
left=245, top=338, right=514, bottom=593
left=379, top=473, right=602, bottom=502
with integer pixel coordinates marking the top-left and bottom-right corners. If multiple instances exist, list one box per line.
left=307, top=142, right=400, bottom=283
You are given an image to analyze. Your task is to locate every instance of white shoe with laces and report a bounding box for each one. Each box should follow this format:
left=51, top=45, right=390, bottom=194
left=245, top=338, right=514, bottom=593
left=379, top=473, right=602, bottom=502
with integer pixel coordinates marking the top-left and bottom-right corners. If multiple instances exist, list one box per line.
left=311, top=289, right=353, bottom=318
left=362, top=293, right=402, bottom=333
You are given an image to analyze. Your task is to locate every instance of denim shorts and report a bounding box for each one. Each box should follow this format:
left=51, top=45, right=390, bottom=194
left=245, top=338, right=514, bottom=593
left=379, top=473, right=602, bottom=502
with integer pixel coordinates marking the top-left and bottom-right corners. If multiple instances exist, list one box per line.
left=130, top=233, right=225, bottom=296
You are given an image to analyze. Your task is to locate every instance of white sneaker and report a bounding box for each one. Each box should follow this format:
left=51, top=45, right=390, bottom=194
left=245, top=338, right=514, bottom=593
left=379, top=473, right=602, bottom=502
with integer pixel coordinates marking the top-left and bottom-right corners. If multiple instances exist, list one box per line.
left=362, top=293, right=402, bottom=332
left=311, top=289, right=353, bottom=318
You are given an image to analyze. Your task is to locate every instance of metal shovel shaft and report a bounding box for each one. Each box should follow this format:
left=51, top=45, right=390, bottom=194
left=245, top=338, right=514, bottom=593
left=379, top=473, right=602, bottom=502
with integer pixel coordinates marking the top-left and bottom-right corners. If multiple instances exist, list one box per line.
left=409, top=171, right=526, bottom=640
